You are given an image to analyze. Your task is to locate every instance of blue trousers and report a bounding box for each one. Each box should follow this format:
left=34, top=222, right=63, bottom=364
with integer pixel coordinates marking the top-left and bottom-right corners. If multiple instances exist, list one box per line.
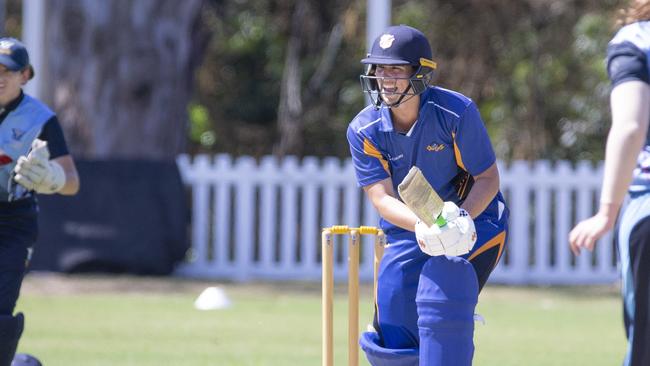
left=0, top=199, right=38, bottom=316
left=618, top=192, right=650, bottom=366
left=0, top=199, right=37, bottom=366
left=366, top=208, right=508, bottom=365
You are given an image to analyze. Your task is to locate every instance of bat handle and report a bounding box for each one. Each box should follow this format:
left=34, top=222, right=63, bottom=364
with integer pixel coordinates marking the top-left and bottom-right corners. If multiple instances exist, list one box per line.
left=434, top=215, right=447, bottom=227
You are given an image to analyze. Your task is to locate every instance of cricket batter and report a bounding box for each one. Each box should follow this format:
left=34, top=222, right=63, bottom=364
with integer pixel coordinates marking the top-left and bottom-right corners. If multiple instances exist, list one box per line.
left=0, top=38, right=79, bottom=365
left=569, top=2, right=650, bottom=365
left=347, top=25, right=509, bottom=365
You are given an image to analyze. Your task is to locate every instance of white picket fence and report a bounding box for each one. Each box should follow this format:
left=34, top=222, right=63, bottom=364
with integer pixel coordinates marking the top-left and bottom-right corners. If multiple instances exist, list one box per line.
left=174, top=154, right=618, bottom=285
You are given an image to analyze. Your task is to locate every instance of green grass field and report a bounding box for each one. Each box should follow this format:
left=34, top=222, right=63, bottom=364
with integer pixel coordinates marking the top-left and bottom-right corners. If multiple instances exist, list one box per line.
left=15, top=274, right=626, bottom=365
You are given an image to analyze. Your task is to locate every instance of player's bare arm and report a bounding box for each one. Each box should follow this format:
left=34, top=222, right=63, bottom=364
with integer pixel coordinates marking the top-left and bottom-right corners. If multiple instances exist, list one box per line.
left=600, top=81, right=650, bottom=208
left=460, top=162, right=500, bottom=219
left=363, top=177, right=420, bottom=232
left=569, top=80, right=650, bottom=255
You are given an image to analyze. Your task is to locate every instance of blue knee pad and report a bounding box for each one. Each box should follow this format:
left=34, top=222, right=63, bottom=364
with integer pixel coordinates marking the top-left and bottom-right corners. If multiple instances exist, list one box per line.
left=416, top=256, right=478, bottom=366
left=359, top=331, right=419, bottom=366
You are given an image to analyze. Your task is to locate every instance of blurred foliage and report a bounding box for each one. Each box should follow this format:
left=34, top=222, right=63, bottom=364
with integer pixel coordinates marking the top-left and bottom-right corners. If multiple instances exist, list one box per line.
left=192, top=0, right=365, bottom=157
left=190, top=0, right=625, bottom=162
left=2, top=0, right=628, bottom=162
left=389, top=0, right=622, bottom=161
left=3, top=0, right=21, bottom=38
left=188, top=102, right=216, bottom=148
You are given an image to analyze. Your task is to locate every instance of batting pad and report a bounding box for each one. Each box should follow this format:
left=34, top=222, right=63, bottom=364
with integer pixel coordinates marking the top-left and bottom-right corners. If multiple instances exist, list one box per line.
left=359, top=331, right=419, bottom=366
left=416, top=256, right=478, bottom=366
left=398, top=166, right=445, bottom=227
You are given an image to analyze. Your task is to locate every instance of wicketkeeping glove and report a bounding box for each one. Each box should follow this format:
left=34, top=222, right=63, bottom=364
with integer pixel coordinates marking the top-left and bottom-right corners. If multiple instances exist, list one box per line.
left=13, top=139, right=65, bottom=194
left=415, top=201, right=477, bottom=257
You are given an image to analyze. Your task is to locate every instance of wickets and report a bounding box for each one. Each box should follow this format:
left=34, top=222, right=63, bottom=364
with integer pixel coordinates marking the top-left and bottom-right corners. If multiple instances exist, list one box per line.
left=321, top=225, right=386, bottom=366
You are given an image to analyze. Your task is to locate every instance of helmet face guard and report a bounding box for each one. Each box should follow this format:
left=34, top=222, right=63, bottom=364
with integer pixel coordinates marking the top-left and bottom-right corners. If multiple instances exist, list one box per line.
left=359, top=57, right=436, bottom=108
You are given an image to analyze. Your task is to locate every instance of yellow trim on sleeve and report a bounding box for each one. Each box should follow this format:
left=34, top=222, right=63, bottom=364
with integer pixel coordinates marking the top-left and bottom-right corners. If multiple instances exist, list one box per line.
left=363, top=138, right=390, bottom=174
left=452, top=131, right=467, bottom=171
left=468, top=230, right=506, bottom=262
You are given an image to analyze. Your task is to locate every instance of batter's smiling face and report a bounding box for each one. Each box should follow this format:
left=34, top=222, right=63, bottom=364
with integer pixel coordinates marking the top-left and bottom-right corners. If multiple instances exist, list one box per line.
left=0, top=65, right=28, bottom=106
left=374, top=64, right=414, bottom=104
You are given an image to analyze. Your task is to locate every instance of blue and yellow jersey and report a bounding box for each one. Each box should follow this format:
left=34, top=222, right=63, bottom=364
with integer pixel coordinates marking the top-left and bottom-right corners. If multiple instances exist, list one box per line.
left=607, top=21, right=650, bottom=193
left=347, top=86, right=504, bottom=234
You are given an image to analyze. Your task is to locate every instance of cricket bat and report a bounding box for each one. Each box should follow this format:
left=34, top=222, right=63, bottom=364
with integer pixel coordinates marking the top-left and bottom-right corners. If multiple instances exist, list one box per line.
left=398, top=166, right=446, bottom=227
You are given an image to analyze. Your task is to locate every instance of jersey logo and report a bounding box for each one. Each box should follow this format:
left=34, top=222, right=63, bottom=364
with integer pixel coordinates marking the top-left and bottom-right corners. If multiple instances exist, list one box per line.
left=379, top=34, right=395, bottom=49
left=0, top=148, right=12, bottom=166
left=11, top=128, right=25, bottom=140
left=388, top=153, right=403, bottom=161
left=0, top=155, right=11, bottom=166
left=426, top=143, right=445, bottom=152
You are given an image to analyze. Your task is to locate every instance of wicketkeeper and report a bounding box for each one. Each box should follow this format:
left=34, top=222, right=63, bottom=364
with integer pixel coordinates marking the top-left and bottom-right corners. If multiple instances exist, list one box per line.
left=346, top=25, right=509, bottom=366
left=0, top=38, right=80, bottom=365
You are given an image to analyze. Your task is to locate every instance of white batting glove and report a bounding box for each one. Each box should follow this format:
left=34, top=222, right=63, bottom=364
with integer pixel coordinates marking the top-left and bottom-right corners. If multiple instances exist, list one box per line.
left=13, top=139, right=66, bottom=194
left=415, top=202, right=477, bottom=257
left=447, top=208, right=478, bottom=256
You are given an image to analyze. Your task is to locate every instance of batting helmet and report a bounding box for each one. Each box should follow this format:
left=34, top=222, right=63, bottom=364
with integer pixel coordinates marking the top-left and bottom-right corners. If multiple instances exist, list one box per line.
left=360, top=25, right=436, bottom=108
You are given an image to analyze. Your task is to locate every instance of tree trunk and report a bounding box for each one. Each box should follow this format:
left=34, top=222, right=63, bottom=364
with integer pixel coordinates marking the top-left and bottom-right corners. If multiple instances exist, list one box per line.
left=274, top=1, right=308, bottom=157
left=43, top=0, right=206, bottom=159
left=274, top=1, right=347, bottom=157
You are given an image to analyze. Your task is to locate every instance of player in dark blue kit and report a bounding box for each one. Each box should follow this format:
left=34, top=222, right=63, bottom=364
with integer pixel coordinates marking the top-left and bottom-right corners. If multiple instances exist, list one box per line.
left=347, top=25, right=509, bottom=365
left=0, top=38, right=79, bottom=365
left=569, top=2, right=650, bottom=366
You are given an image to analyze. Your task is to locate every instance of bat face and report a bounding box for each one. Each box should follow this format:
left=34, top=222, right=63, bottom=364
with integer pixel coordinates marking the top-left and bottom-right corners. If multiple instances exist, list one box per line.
left=398, top=166, right=445, bottom=226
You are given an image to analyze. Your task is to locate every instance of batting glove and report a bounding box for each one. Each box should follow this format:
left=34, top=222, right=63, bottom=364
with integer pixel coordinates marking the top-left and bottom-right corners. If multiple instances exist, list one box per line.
left=415, top=202, right=477, bottom=257
left=13, top=139, right=65, bottom=194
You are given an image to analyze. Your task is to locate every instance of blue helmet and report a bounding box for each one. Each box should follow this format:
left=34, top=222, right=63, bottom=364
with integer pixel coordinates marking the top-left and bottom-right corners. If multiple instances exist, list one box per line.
left=360, top=25, right=437, bottom=108
left=0, top=38, right=34, bottom=79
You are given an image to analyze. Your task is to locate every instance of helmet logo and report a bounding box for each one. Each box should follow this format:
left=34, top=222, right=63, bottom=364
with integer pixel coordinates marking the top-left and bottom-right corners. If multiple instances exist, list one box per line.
left=0, top=40, right=13, bottom=55
left=379, top=34, right=395, bottom=49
